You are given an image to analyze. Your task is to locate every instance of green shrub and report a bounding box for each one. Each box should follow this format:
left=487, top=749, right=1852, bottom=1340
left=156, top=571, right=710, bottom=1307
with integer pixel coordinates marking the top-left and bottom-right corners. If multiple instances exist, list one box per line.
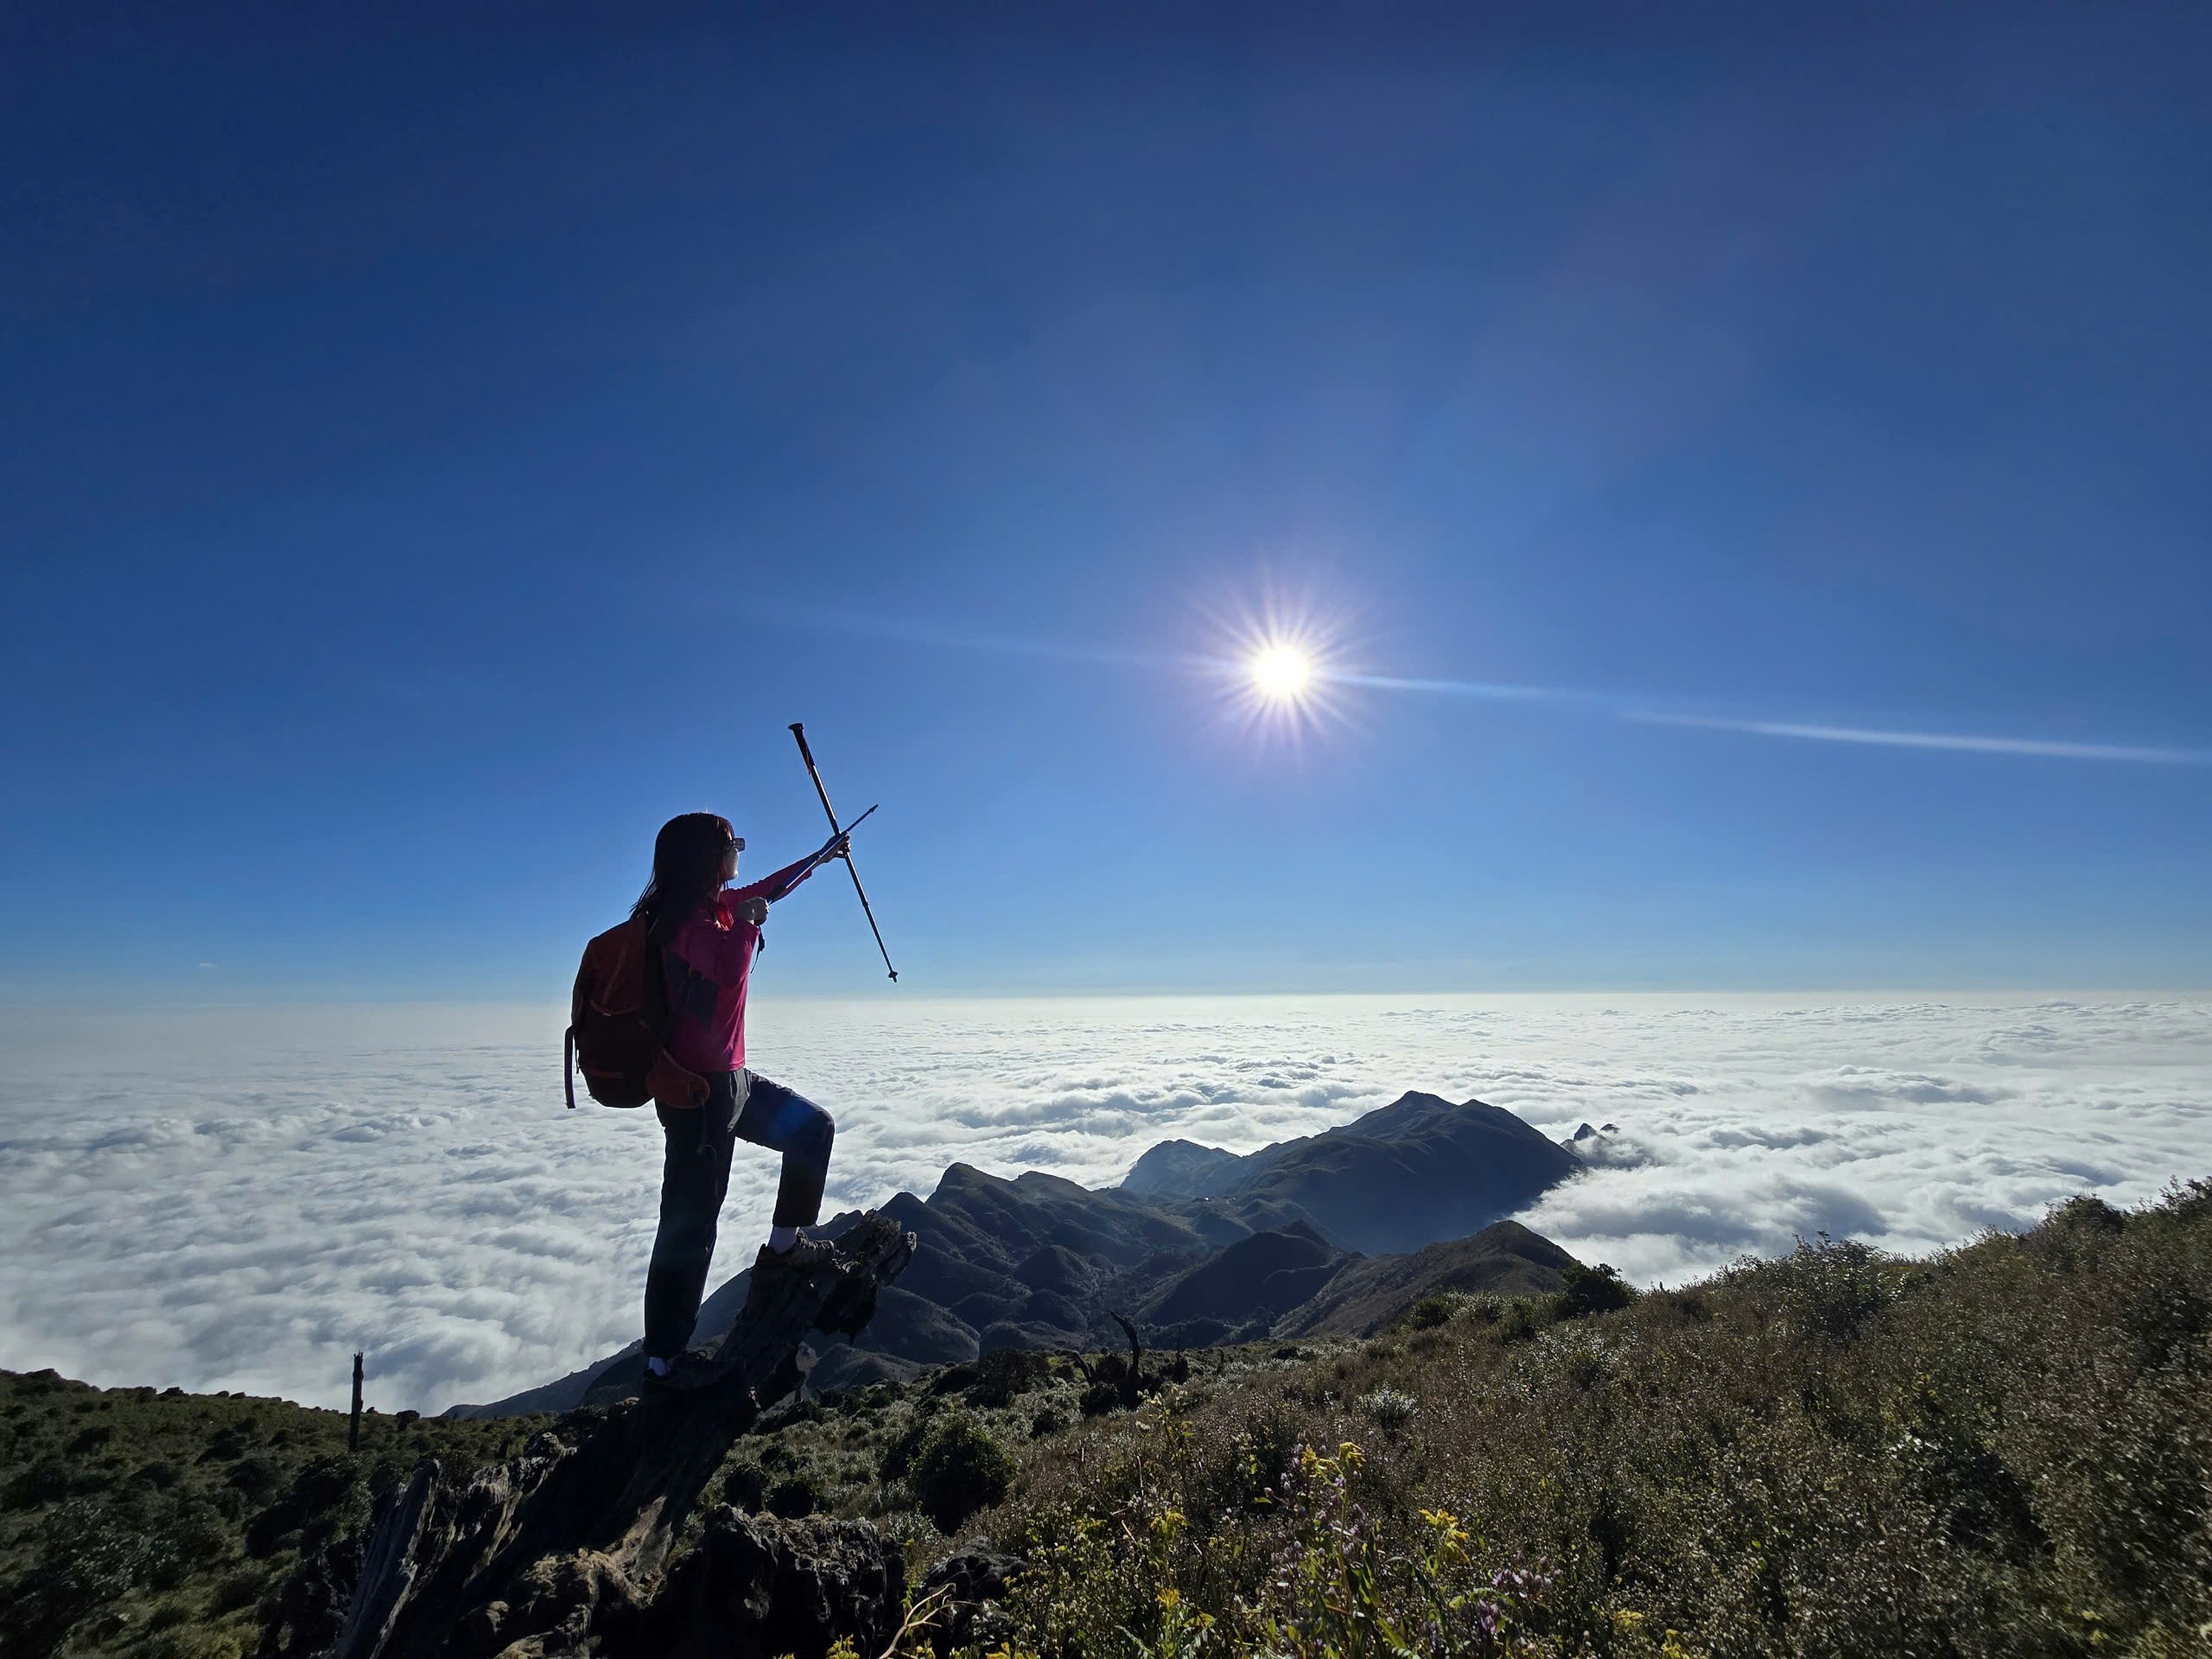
left=148, top=1630, right=245, bottom=1659
left=1556, top=1259, right=1636, bottom=1319
left=211, top=1560, right=273, bottom=1614
left=133, top=1458, right=186, bottom=1491
left=906, top=1411, right=1014, bottom=1535
left=876, top=1415, right=930, bottom=1482
left=1732, top=1232, right=1899, bottom=1340
left=3, top=1455, right=103, bottom=1509
left=226, top=1452, right=285, bottom=1503
left=966, top=1348, right=1052, bottom=1408
left=1357, top=1386, right=1418, bottom=1436
left=764, top=1472, right=823, bottom=1518
left=1497, top=1298, right=1548, bottom=1344
left=1403, top=1293, right=1458, bottom=1330
left=719, top=1458, right=766, bottom=1512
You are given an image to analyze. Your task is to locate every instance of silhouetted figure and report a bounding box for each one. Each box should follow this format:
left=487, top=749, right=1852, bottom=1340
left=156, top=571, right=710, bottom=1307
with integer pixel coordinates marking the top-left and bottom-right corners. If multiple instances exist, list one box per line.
left=631, top=811, right=849, bottom=1388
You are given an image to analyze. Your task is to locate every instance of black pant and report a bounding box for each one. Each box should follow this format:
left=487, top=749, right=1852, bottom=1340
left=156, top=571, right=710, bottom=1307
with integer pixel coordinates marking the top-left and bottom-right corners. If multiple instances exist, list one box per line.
left=642, top=1069, right=836, bottom=1360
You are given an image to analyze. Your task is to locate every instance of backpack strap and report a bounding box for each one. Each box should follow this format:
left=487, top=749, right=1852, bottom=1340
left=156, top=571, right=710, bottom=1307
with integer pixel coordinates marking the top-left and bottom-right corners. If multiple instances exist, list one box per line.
left=563, top=1024, right=577, bottom=1110
left=640, top=923, right=673, bottom=1044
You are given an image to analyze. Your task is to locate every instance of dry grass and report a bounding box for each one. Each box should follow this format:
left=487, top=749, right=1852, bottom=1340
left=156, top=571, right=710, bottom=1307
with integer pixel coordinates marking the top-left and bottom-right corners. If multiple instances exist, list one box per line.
left=969, top=1184, right=2212, bottom=1658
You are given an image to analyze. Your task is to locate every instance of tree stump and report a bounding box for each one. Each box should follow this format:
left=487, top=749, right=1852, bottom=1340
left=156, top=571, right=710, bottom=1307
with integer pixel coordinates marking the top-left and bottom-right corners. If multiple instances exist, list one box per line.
left=332, top=1214, right=918, bottom=1659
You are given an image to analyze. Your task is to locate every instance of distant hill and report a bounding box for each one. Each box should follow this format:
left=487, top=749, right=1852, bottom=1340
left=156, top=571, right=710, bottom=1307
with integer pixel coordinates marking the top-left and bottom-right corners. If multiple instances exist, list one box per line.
left=1272, top=1220, right=1578, bottom=1338
left=450, top=1090, right=1583, bottom=1417
left=1142, top=1221, right=1347, bottom=1325
left=1119, top=1090, right=1580, bottom=1255
left=1121, top=1139, right=1251, bottom=1198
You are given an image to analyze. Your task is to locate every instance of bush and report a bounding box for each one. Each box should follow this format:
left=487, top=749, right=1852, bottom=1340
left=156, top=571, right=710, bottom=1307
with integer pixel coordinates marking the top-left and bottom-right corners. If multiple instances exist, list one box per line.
left=1556, top=1260, right=1636, bottom=1319
left=210, top=1561, right=272, bottom=1614
left=906, top=1412, right=1014, bottom=1535
left=1734, top=1234, right=1898, bottom=1341
left=764, top=1472, right=823, bottom=1519
left=966, top=1348, right=1052, bottom=1408
left=1497, top=1299, right=1547, bottom=1344
left=3, top=1456, right=103, bottom=1510
left=720, top=1459, right=766, bottom=1512
left=133, top=1459, right=185, bottom=1491
left=1077, top=1382, right=1122, bottom=1417
left=876, top=1417, right=931, bottom=1482
left=148, top=1631, right=244, bottom=1659
left=1403, top=1294, right=1458, bottom=1330
left=1357, top=1387, right=1419, bottom=1436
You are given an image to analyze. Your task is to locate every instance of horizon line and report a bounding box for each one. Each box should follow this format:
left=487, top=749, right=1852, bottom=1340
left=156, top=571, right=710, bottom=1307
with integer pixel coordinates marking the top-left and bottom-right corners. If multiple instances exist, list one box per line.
left=3, top=985, right=2206, bottom=1017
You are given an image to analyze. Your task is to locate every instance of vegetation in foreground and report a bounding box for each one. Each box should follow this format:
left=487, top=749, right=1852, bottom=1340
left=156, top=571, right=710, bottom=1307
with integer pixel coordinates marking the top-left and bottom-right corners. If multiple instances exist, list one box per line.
left=0, top=1377, right=553, bottom=1659
left=976, top=1183, right=2212, bottom=1658
left=3, top=1182, right=2207, bottom=1658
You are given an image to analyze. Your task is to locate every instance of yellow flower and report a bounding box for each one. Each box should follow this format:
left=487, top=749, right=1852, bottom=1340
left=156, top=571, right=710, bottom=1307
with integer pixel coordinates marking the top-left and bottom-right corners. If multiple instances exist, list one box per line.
left=1613, top=1610, right=1647, bottom=1631
left=1158, top=1587, right=1183, bottom=1610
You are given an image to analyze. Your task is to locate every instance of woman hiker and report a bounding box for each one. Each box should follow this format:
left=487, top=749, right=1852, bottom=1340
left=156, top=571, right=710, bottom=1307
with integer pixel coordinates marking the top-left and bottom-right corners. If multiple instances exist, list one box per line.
left=632, top=810, right=851, bottom=1389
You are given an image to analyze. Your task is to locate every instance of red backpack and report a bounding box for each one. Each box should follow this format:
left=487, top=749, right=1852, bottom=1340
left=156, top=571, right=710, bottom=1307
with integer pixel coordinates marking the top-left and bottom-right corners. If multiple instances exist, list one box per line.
left=564, top=918, right=709, bottom=1110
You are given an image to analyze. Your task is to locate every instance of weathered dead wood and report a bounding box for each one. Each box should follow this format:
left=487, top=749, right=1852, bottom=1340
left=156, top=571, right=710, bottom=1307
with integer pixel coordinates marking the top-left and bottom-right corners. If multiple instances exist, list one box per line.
left=334, top=1214, right=916, bottom=1659
left=1111, top=1312, right=1145, bottom=1405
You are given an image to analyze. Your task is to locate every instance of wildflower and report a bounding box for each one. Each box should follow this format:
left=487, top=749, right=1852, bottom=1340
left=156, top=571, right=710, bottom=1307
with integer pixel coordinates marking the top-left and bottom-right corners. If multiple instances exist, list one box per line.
left=1419, top=1507, right=1471, bottom=1561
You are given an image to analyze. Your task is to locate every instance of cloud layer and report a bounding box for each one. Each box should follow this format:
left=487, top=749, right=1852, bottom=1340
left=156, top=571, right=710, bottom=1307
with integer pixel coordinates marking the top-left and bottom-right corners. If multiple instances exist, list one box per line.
left=2, top=995, right=2206, bottom=1413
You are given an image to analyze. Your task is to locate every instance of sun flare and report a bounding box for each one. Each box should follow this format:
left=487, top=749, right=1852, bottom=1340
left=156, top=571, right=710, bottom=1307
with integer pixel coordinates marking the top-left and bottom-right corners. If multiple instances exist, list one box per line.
left=1202, top=582, right=1356, bottom=747
left=1249, top=643, right=1314, bottom=703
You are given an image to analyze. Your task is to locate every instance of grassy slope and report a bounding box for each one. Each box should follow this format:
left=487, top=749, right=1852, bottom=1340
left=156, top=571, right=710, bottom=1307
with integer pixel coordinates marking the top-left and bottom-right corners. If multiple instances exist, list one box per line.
left=0, top=1378, right=551, bottom=1659
left=6, top=1181, right=2209, bottom=1659
left=977, top=1183, right=2212, bottom=1658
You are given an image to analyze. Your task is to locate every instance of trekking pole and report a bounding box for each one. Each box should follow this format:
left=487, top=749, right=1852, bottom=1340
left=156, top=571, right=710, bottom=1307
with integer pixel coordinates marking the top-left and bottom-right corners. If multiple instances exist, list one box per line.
left=788, top=722, right=899, bottom=982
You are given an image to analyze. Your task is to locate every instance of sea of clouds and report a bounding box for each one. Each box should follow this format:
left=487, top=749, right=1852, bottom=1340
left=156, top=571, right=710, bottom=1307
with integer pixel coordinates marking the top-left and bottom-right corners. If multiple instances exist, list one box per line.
left=3, top=994, right=2208, bottom=1414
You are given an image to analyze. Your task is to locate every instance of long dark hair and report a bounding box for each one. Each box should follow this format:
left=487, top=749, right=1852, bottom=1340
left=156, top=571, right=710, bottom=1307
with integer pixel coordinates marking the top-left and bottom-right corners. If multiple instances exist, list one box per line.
left=632, top=812, right=736, bottom=944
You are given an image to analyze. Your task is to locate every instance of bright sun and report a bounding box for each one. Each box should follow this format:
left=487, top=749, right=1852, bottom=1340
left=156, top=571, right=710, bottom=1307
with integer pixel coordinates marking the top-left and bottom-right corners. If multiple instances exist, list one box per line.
left=1249, top=643, right=1314, bottom=702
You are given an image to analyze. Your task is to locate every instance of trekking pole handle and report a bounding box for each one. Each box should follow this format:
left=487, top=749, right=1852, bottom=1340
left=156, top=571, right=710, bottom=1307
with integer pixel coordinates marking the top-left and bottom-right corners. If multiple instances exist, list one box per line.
left=789, top=721, right=821, bottom=776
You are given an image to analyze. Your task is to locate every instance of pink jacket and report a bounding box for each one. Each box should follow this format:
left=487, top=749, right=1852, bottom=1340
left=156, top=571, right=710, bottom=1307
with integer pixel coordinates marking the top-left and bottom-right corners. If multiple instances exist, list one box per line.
left=659, top=855, right=817, bottom=1074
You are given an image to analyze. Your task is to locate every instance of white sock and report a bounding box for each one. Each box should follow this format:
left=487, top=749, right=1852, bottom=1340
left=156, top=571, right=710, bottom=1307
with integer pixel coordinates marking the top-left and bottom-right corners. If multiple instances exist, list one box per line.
left=766, top=1224, right=798, bottom=1254
left=645, top=1355, right=671, bottom=1378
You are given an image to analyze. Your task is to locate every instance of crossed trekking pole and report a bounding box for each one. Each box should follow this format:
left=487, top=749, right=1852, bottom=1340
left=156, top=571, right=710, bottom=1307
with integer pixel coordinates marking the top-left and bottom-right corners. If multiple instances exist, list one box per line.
left=789, top=722, right=898, bottom=982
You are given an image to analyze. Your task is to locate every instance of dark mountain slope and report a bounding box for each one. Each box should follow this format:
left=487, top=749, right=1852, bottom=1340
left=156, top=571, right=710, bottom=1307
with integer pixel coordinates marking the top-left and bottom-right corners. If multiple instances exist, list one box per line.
left=1272, top=1220, right=1577, bottom=1338
left=1121, top=1139, right=1249, bottom=1198
left=1142, top=1221, right=1349, bottom=1325
left=1123, top=1091, right=1579, bottom=1256
left=454, top=1091, right=1584, bottom=1417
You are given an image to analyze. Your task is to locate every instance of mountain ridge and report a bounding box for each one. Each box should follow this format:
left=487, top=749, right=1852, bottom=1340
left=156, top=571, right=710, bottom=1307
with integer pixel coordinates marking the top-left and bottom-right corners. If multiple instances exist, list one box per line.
left=449, top=1089, right=1584, bottom=1418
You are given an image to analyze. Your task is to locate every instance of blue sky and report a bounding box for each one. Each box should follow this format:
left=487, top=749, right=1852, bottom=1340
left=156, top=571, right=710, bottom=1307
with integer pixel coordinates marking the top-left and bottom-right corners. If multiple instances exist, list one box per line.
left=4, top=7, right=2208, bottom=1001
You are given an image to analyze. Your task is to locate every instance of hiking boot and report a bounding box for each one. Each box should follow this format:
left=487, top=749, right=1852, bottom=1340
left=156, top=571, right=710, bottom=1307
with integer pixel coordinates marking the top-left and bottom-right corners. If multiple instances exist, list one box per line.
left=753, top=1233, right=840, bottom=1276
left=640, top=1349, right=725, bottom=1399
